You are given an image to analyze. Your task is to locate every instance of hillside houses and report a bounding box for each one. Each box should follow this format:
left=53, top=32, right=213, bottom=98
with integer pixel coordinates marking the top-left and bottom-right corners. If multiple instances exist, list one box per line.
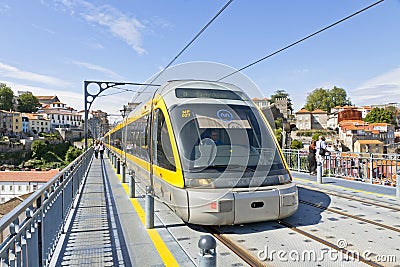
left=294, top=105, right=399, bottom=152
left=1, top=94, right=82, bottom=139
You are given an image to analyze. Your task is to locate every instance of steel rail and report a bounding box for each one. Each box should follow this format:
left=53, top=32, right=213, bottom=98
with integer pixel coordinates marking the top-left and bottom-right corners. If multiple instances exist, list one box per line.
left=204, top=226, right=267, bottom=267
left=298, top=184, right=400, bottom=212
left=299, top=199, right=400, bottom=233
left=277, top=220, right=384, bottom=267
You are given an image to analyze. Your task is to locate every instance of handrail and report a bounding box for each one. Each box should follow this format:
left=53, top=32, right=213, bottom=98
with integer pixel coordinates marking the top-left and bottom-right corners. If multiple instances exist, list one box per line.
left=0, top=147, right=93, bottom=266
left=281, top=148, right=399, bottom=198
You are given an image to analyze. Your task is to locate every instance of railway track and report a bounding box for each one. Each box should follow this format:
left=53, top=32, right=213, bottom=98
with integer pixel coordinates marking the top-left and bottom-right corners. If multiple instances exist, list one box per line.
left=204, top=226, right=267, bottom=267
left=276, top=220, right=384, bottom=267
left=298, top=184, right=400, bottom=212
left=298, top=199, right=400, bottom=233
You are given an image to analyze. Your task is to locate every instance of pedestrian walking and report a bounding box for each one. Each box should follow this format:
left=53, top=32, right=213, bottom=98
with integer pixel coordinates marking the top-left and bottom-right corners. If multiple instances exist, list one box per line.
left=94, top=140, right=100, bottom=159
left=99, top=141, right=105, bottom=159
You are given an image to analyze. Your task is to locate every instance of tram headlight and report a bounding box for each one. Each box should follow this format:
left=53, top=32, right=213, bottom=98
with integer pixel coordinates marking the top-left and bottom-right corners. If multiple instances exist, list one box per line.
left=185, top=178, right=215, bottom=188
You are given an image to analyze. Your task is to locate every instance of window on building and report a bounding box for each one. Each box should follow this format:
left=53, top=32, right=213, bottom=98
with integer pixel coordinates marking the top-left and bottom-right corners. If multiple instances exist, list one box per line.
left=18, top=185, right=22, bottom=191
left=9, top=185, right=13, bottom=191
left=1, top=185, right=4, bottom=191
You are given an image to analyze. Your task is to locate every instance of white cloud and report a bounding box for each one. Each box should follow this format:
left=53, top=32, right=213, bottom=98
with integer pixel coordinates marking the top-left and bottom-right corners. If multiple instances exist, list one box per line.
left=0, top=62, right=70, bottom=87
left=351, top=67, right=400, bottom=105
left=31, top=24, right=56, bottom=35
left=53, top=0, right=146, bottom=54
left=71, top=60, right=125, bottom=80
left=0, top=4, right=10, bottom=14
left=4, top=80, right=83, bottom=111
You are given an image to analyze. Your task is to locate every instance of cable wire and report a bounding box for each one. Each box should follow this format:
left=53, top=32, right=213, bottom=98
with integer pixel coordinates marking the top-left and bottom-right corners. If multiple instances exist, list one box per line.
left=217, top=0, right=384, bottom=81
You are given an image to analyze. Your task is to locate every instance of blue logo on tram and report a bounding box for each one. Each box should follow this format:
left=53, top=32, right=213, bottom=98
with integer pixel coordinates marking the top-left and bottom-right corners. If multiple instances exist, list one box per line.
left=217, top=110, right=233, bottom=122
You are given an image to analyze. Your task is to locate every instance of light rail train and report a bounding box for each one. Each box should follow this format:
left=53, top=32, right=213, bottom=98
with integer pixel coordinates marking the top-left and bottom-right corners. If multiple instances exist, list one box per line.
left=104, top=80, right=298, bottom=225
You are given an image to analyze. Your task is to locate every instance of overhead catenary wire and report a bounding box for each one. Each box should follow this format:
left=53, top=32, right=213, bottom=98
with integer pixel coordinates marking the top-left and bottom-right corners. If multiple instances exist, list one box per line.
left=217, top=0, right=385, bottom=81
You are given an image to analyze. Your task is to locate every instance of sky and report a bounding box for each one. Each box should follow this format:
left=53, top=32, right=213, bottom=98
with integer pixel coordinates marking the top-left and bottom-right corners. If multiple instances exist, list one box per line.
left=0, top=0, right=399, bottom=122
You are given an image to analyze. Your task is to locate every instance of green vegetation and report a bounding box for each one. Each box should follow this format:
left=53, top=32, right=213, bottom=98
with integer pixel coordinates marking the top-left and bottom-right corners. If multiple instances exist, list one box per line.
left=17, top=92, right=41, bottom=112
left=274, top=128, right=283, bottom=147
left=26, top=140, right=82, bottom=169
left=304, top=86, right=352, bottom=113
left=0, top=140, right=83, bottom=170
left=363, top=107, right=395, bottom=124
left=290, top=139, right=303, bottom=149
left=0, top=83, right=14, bottom=111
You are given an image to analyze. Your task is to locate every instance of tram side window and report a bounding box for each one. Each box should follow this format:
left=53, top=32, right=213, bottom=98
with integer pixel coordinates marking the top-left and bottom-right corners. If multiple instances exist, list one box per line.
left=154, top=109, right=176, bottom=171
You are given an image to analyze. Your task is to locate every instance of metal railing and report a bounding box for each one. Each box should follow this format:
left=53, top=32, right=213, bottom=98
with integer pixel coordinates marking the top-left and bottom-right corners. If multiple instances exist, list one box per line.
left=0, top=148, right=93, bottom=267
left=282, top=149, right=400, bottom=196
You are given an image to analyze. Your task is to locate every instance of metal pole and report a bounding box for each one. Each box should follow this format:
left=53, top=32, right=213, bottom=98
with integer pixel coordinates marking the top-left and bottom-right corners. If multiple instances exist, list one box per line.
left=198, top=235, right=217, bottom=267
left=145, top=186, right=154, bottom=229
left=116, top=158, right=120, bottom=174
left=397, top=173, right=400, bottom=199
left=129, top=172, right=135, bottom=198
left=317, top=162, right=323, bottom=184
left=84, top=81, right=89, bottom=150
left=369, top=154, right=373, bottom=184
left=297, top=150, right=300, bottom=172
left=397, top=157, right=400, bottom=199
left=121, top=163, right=126, bottom=183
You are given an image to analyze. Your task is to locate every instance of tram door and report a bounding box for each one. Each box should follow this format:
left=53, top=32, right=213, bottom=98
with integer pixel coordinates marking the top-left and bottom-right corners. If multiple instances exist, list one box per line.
left=152, top=109, right=176, bottom=171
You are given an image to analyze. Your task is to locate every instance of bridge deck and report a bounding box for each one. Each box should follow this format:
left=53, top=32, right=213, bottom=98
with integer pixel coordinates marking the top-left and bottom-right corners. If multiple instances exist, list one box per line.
left=48, top=154, right=400, bottom=266
left=50, top=156, right=194, bottom=267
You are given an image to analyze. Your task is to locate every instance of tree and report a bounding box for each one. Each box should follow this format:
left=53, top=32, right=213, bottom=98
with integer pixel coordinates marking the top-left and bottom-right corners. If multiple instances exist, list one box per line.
left=0, top=83, right=14, bottom=111
left=304, top=86, right=352, bottom=113
left=31, top=140, right=48, bottom=159
left=65, top=147, right=82, bottom=163
left=18, top=92, right=41, bottom=112
left=291, top=139, right=303, bottom=149
left=274, top=128, right=283, bottom=148
left=363, top=107, right=394, bottom=124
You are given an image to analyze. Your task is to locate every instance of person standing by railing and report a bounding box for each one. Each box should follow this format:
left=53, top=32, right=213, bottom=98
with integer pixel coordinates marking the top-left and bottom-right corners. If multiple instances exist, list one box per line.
left=308, top=140, right=317, bottom=175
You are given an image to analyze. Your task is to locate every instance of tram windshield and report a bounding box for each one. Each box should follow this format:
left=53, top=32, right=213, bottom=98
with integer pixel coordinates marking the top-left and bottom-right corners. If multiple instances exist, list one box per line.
left=169, top=103, right=285, bottom=173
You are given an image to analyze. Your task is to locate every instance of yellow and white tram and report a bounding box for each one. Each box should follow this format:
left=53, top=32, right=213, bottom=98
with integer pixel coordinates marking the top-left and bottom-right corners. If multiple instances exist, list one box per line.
left=104, top=80, right=298, bottom=225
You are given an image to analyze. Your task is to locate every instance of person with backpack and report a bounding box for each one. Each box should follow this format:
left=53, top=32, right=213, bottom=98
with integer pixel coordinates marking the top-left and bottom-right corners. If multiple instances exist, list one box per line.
left=316, top=135, right=327, bottom=163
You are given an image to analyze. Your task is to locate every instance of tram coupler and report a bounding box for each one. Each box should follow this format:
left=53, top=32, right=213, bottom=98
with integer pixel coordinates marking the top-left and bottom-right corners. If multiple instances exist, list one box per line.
left=317, top=162, right=323, bottom=184
left=145, top=186, right=154, bottom=229
left=198, top=235, right=217, bottom=267
left=129, top=171, right=135, bottom=198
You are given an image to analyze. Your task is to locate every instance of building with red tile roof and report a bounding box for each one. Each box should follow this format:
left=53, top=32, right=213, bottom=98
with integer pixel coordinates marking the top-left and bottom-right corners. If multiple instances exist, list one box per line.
left=0, top=169, right=59, bottom=203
